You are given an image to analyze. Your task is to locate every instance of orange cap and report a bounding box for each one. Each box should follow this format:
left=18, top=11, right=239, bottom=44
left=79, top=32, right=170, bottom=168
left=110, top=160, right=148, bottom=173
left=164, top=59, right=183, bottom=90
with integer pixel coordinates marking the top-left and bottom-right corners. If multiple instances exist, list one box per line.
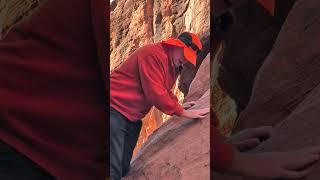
left=162, top=32, right=202, bottom=66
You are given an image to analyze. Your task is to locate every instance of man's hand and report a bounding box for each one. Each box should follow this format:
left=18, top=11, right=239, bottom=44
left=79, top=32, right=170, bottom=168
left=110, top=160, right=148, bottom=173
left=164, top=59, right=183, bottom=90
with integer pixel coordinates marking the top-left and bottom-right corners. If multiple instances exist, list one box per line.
left=182, top=101, right=196, bottom=109
left=180, top=108, right=210, bottom=119
left=226, top=126, right=273, bottom=152
left=228, top=147, right=320, bottom=179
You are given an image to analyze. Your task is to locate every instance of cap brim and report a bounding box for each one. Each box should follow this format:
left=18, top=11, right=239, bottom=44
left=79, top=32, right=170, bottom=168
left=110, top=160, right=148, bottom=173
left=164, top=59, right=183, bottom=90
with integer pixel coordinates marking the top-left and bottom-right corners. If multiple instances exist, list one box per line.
left=162, top=38, right=186, bottom=48
left=183, top=47, right=197, bottom=66
left=163, top=38, right=197, bottom=66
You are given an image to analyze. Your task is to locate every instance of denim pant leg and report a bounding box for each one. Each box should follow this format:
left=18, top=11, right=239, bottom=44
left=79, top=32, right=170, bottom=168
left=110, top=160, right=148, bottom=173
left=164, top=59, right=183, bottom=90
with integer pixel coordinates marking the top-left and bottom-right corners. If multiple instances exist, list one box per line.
left=0, top=141, right=54, bottom=180
left=109, top=108, right=142, bottom=180
left=110, top=109, right=128, bottom=180
left=121, top=120, right=142, bottom=177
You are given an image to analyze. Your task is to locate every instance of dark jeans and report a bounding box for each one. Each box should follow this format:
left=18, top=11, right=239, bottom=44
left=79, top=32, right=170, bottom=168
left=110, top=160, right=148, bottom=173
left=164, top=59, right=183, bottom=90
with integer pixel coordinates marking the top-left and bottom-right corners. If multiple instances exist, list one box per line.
left=109, top=108, right=142, bottom=180
left=0, top=141, right=54, bottom=180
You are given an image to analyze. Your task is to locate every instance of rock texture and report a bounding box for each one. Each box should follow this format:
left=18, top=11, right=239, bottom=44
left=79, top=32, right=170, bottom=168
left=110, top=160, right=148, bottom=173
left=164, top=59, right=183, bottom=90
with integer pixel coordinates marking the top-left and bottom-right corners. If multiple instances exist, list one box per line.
left=0, top=0, right=45, bottom=38
left=215, top=0, right=320, bottom=179
left=124, top=55, right=211, bottom=180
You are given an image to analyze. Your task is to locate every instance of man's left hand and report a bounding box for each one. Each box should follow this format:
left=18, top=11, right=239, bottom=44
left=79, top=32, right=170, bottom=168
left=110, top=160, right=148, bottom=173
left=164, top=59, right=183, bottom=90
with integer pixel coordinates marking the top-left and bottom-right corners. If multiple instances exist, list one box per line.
left=226, top=126, right=273, bottom=152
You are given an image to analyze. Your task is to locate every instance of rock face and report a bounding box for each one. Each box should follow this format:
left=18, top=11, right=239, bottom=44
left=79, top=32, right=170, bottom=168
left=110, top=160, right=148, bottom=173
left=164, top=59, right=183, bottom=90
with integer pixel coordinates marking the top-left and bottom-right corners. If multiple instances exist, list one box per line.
left=124, top=55, right=211, bottom=180
left=215, top=0, right=320, bottom=179
left=0, top=0, right=45, bottom=39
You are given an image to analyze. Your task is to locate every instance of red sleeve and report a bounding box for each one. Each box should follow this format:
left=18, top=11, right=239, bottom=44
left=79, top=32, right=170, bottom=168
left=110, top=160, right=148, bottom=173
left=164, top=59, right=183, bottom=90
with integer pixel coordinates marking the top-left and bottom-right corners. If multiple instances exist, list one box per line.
left=169, top=91, right=184, bottom=116
left=212, top=127, right=235, bottom=173
left=211, top=110, right=235, bottom=173
left=138, top=55, right=184, bottom=116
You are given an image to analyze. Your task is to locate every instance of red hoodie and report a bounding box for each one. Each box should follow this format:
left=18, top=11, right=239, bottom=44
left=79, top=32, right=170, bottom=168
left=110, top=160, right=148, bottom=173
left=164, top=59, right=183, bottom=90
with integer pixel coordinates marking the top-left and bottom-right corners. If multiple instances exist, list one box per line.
left=211, top=109, right=235, bottom=173
left=0, top=0, right=107, bottom=179
left=110, top=43, right=184, bottom=121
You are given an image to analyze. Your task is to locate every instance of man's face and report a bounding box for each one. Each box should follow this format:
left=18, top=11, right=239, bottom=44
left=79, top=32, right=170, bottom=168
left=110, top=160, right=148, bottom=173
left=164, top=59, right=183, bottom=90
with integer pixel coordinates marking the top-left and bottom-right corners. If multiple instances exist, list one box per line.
left=172, top=47, right=187, bottom=72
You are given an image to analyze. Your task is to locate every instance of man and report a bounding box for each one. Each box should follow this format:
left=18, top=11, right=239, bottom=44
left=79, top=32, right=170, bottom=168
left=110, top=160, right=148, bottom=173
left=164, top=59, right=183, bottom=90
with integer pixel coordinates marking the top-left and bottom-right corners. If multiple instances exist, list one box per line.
left=212, top=1, right=320, bottom=179
left=0, top=0, right=107, bottom=179
left=110, top=32, right=210, bottom=179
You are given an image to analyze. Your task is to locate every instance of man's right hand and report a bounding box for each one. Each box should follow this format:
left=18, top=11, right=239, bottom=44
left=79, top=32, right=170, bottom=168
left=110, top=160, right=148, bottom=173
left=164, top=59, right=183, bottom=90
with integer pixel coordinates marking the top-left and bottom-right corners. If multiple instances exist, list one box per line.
left=228, top=147, right=320, bottom=179
left=226, top=126, right=273, bottom=152
left=180, top=108, right=210, bottom=119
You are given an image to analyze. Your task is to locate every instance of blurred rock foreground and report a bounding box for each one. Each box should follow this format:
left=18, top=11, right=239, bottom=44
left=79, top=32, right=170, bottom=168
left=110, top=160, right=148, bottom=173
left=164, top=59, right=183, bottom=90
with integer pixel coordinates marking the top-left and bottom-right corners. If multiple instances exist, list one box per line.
left=214, top=0, right=320, bottom=179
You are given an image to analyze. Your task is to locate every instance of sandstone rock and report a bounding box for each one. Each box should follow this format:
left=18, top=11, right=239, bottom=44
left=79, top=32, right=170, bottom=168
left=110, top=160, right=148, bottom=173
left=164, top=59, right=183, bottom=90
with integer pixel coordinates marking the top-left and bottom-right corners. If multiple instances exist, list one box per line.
left=214, top=0, right=320, bottom=179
